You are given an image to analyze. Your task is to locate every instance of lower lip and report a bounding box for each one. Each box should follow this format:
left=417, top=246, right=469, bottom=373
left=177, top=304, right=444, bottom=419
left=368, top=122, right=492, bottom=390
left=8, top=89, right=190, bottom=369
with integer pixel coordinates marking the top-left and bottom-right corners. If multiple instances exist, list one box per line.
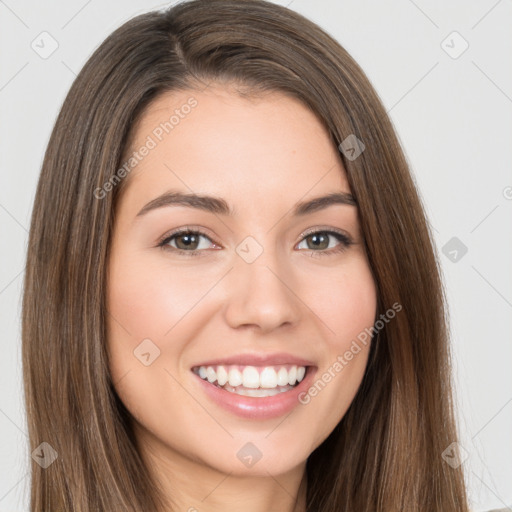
left=191, top=367, right=317, bottom=420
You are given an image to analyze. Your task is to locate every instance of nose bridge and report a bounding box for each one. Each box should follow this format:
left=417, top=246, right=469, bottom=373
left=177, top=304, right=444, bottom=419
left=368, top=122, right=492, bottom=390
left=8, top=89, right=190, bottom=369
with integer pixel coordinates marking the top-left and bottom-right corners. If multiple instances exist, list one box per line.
left=222, top=234, right=301, bottom=332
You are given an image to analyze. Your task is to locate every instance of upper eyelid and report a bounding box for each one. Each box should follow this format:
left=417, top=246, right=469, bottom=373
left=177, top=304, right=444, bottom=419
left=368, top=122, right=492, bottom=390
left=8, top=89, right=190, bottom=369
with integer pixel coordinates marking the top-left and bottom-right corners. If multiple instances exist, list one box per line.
left=300, top=226, right=352, bottom=240
left=159, top=227, right=214, bottom=245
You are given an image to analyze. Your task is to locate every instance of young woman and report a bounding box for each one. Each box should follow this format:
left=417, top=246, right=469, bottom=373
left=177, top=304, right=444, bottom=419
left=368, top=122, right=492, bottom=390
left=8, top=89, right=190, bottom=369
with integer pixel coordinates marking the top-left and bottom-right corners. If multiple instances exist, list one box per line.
left=22, top=0, right=471, bottom=510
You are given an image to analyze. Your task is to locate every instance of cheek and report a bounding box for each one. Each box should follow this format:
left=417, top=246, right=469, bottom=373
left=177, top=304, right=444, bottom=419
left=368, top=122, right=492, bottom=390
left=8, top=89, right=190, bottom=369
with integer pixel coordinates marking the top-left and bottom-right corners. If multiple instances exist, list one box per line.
left=105, top=248, right=195, bottom=392
left=105, top=248, right=215, bottom=433
left=308, top=257, right=377, bottom=345
left=106, top=248, right=216, bottom=342
left=296, top=256, right=377, bottom=440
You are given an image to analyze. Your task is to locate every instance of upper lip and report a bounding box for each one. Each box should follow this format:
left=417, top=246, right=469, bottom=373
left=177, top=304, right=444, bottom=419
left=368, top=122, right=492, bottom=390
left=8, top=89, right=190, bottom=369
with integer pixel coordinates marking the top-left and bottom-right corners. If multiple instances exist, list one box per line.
left=191, top=352, right=315, bottom=368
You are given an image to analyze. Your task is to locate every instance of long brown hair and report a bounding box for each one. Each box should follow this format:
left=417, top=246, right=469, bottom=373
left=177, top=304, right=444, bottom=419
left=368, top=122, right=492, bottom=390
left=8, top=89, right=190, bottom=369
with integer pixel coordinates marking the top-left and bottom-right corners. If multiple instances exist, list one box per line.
left=22, top=0, right=470, bottom=510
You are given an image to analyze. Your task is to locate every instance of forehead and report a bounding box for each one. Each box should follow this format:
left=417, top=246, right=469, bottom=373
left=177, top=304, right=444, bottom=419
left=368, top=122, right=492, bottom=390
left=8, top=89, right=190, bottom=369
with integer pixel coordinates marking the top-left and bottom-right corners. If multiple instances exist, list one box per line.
left=118, top=84, right=351, bottom=215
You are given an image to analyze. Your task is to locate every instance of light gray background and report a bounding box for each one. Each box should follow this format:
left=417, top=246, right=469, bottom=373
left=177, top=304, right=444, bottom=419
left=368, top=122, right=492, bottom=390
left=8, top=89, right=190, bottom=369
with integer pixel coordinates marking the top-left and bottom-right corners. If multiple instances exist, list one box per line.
left=1, top=1, right=511, bottom=510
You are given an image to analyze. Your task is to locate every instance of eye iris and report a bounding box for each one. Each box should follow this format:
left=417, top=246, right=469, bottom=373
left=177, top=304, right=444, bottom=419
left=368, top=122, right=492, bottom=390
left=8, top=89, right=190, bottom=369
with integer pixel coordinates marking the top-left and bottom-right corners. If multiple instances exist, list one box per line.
left=308, top=233, right=328, bottom=250
left=176, top=233, right=199, bottom=250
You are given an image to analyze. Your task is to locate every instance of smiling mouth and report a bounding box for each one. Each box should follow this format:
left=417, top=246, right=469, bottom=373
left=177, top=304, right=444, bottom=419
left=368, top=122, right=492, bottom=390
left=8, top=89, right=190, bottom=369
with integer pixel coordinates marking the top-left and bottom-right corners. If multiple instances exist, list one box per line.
left=191, top=364, right=310, bottom=397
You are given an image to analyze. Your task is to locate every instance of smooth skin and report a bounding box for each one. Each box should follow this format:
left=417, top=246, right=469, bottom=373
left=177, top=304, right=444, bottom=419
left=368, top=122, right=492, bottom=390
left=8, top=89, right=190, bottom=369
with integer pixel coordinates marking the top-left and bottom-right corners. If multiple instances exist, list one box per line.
left=106, top=83, right=377, bottom=512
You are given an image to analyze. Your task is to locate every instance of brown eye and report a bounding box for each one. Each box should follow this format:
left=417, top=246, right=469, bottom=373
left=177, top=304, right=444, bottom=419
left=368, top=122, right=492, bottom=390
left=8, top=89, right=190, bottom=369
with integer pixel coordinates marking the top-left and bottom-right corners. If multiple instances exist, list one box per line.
left=173, top=232, right=201, bottom=250
left=304, top=232, right=330, bottom=250
left=158, top=229, right=217, bottom=256
left=297, top=230, right=352, bottom=256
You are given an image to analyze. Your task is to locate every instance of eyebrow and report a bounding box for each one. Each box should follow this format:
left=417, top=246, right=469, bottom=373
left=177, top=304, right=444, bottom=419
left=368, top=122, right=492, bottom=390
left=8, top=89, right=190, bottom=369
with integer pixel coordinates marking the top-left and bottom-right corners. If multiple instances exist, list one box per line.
left=135, top=190, right=357, bottom=218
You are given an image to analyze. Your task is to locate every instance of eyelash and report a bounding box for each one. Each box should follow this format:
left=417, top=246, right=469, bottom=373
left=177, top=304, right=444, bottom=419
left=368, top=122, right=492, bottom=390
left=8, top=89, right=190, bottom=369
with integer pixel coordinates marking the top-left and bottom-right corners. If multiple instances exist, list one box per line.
left=156, top=227, right=353, bottom=258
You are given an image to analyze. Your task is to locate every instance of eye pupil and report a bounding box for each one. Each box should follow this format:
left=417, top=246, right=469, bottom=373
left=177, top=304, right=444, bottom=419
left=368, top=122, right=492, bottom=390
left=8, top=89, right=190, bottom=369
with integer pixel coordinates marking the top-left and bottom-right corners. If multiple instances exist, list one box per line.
left=176, top=233, right=199, bottom=250
left=308, top=233, right=328, bottom=250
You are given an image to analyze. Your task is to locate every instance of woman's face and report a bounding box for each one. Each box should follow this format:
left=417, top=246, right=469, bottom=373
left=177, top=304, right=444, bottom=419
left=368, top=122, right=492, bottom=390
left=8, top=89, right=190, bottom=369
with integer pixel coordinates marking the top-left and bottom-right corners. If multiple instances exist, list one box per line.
left=106, top=84, right=377, bottom=479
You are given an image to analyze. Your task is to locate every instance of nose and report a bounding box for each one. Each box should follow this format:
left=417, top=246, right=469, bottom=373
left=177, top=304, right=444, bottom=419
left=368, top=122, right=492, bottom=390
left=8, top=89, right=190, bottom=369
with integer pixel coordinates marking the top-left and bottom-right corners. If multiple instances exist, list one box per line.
left=223, top=246, right=302, bottom=334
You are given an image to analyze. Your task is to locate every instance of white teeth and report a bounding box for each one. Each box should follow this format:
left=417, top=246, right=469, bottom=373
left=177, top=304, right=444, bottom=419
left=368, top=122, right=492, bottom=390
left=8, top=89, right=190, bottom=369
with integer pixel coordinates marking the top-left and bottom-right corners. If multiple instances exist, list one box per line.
left=193, top=364, right=308, bottom=390
left=287, top=366, right=297, bottom=386
left=223, top=384, right=292, bottom=397
left=260, top=367, right=278, bottom=388
left=242, top=366, right=260, bottom=388
left=206, top=366, right=216, bottom=383
left=277, top=367, right=289, bottom=386
left=216, top=365, right=229, bottom=386
left=228, top=368, right=243, bottom=387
